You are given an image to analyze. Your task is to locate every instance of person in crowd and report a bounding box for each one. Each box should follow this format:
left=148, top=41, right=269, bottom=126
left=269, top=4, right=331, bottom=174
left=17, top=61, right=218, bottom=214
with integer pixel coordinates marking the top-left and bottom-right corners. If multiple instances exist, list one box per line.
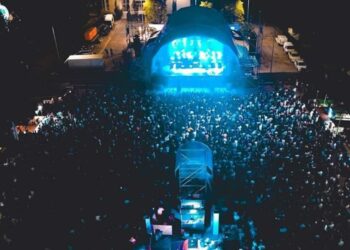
left=0, top=82, right=349, bottom=249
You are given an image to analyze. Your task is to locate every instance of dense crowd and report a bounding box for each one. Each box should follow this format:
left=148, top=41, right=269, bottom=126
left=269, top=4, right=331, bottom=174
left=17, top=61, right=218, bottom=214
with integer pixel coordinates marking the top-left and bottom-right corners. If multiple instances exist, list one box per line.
left=0, top=82, right=349, bottom=249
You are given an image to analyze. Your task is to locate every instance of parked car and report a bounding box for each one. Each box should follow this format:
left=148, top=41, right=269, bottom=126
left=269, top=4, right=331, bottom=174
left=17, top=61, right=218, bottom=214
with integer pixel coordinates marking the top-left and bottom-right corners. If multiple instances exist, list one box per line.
left=84, top=26, right=98, bottom=42
left=104, top=14, right=114, bottom=29
left=288, top=27, right=300, bottom=40
left=81, top=44, right=95, bottom=51
left=294, top=59, right=307, bottom=71
left=275, top=35, right=288, bottom=45
left=76, top=49, right=93, bottom=55
left=283, top=41, right=296, bottom=53
left=288, top=50, right=301, bottom=62
left=99, top=23, right=111, bottom=36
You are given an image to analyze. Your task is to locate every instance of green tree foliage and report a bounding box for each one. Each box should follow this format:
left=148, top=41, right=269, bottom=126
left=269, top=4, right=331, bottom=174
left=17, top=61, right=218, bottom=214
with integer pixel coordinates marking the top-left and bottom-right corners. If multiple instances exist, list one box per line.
left=199, top=1, right=213, bottom=8
left=143, top=0, right=167, bottom=24
left=222, top=3, right=235, bottom=22
left=234, top=0, right=245, bottom=23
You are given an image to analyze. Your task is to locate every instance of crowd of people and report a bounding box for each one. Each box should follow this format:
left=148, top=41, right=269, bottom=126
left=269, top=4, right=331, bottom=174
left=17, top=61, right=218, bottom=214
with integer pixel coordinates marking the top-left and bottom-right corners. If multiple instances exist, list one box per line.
left=0, top=81, right=349, bottom=249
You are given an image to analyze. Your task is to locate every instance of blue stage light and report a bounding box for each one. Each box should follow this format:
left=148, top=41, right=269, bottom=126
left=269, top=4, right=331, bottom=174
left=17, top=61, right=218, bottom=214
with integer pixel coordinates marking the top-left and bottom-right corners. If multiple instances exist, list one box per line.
left=217, top=51, right=223, bottom=60
left=213, top=213, right=219, bottom=235
left=328, top=107, right=334, bottom=118
left=199, top=51, right=206, bottom=60
left=189, top=209, right=198, bottom=214
left=182, top=37, right=187, bottom=47
left=180, top=88, right=210, bottom=93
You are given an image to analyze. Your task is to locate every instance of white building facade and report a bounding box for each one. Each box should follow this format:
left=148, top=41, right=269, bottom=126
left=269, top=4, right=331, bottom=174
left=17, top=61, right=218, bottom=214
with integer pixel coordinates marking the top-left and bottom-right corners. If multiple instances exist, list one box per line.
left=101, top=0, right=192, bottom=16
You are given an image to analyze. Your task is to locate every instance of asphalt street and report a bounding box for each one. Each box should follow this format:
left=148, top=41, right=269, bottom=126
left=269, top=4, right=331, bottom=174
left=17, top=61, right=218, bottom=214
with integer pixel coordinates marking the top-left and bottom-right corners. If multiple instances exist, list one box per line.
left=258, top=25, right=297, bottom=73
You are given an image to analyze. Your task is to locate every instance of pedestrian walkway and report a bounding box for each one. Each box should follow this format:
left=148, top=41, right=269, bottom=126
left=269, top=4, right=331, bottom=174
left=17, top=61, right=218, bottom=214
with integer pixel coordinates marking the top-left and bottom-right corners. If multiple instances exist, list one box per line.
left=93, top=19, right=128, bottom=71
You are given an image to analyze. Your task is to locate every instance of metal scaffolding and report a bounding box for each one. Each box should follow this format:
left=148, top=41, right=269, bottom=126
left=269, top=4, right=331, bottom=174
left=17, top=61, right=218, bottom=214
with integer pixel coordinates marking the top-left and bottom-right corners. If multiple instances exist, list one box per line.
left=175, top=141, right=213, bottom=199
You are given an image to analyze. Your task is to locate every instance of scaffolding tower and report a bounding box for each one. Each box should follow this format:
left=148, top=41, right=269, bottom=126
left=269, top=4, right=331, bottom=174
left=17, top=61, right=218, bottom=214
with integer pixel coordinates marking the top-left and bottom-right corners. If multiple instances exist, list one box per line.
left=175, top=141, right=213, bottom=199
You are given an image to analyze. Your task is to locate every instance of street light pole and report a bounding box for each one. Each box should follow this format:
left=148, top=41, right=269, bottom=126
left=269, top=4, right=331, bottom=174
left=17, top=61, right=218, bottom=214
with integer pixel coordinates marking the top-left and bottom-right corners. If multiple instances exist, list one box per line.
left=141, top=2, right=144, bottom=25
left=247, top=0, right=250, bottom=23
left=51, top=26, right=60, bottom=61
left=103, top=0, right=108, bottom=11
left=257, top=10, right=263, bottom=75
left=141, top=1, right=145, bottom=40
left=270, top=30, right=275, bottom=73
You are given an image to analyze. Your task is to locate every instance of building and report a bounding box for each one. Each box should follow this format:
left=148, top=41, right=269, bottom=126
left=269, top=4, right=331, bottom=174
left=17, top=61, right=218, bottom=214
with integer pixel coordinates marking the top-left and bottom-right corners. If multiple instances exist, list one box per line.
left=100, top=0, right=191, bottom=16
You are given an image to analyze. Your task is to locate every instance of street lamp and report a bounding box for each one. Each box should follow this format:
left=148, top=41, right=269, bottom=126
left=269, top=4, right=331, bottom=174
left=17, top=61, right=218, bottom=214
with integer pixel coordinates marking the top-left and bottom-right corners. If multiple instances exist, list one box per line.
left=270, top=29, right=276, bottom=73
left=247, top=0, right=250, bottom=23
left=51, top=26, right=60, bottom=61
left=140, top=0, right=145, bottom=41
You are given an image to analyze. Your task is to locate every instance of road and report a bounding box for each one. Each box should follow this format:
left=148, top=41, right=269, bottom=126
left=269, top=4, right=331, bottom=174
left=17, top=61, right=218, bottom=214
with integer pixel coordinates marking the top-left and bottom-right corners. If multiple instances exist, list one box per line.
left=93, top=20, right=297, bottom=74
left=93, top=19, right=128, bottom=71
left=258, top=25, right=297, bottom=73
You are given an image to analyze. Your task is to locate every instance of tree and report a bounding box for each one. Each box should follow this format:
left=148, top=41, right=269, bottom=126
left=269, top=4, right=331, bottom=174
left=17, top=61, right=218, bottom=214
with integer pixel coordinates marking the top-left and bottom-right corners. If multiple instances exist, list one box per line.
left=143, top=0, right=167, bottom=24
left=0, top=2, right=9, bottom=32
left=199, top=1, right=213, bottom=8
left=0, top=15, right=9, bottom=34
left=234, top=0, right=245, bottom=23
left=222, top=3, right=235, bottom=22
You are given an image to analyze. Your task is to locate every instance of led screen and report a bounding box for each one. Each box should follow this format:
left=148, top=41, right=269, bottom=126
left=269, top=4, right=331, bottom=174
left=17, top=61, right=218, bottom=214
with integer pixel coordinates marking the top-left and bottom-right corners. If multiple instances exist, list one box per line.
left=152, top=225, right=173, bottom=235
left=152, top=36, right=234, bottom=77
left=180, top=199, right=206, bottom=230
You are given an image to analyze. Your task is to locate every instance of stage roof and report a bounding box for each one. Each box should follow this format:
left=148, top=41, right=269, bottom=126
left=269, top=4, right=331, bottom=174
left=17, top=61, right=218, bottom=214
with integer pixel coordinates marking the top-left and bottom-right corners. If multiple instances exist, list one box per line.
left=149, top=6, right=239, bottom=56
